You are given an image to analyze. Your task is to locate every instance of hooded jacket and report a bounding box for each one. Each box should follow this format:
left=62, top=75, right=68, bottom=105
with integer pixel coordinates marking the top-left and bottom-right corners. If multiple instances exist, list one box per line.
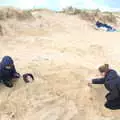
left=0, top=56, right=17, bottom=81
left=92, top=69, right=120, bottom=101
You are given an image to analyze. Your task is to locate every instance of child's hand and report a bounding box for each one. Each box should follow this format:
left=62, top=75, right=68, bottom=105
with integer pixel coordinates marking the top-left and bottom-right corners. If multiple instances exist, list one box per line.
left=88, top=82, right=92, bottom=88
left=14, top=73, right=20, bottom=78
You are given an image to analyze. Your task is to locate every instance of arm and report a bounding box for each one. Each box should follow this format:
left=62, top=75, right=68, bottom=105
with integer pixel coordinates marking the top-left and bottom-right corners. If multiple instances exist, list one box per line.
left=13, top=73, right=20, bottom=78
left=92, top=78, right=105, bottom=84
left=12, top=66, right=20, bottom=78
left=12, top=65, right=17, bottom=73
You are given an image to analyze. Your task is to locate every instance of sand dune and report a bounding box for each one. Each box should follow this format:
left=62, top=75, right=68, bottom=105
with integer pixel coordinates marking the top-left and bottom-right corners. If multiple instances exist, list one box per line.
left=0, top=8, right=120, bottom=120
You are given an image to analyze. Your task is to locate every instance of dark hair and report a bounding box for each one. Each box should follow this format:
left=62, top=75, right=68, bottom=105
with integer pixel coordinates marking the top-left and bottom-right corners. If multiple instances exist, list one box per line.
left=98, top=64, right=109, bottom=73
left=23, top=73, right=34, bottom=83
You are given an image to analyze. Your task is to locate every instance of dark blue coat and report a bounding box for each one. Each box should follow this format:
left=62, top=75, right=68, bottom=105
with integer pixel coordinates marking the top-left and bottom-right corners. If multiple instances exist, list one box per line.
left=0, top=56, right=17, bottom=82
left=96, top=21, right=113, bottom=31
left=96, top=21, right=104, bottom=28
left=92, top=69, right=120, bottom=101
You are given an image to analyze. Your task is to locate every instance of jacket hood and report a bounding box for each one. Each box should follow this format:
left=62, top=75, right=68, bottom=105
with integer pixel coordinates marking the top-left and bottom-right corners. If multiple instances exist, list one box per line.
left=1, top=56, right=14, bottom=68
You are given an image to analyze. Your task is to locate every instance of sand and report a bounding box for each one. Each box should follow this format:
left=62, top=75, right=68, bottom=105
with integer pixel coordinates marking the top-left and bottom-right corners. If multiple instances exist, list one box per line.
left=0, top=9, right=120, bottom=120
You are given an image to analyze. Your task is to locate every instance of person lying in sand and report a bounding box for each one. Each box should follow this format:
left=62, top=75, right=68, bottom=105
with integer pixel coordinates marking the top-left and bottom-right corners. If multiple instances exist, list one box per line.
left=0, top=56, right=20, bottom=88
left=89, top=64, right=120, bottom=110
left=96, top=21, right=116, bottom=32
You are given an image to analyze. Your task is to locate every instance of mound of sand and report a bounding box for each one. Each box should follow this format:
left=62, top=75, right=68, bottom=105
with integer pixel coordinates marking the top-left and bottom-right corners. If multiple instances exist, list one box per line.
left=0, top=7, right=33, bottom=20
left=62, top=7, right=118, bottom=25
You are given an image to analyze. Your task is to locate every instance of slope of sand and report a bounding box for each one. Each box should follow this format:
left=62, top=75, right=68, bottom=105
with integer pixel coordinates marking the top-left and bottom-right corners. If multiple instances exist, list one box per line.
left=0, top=9, right=120, bottom=120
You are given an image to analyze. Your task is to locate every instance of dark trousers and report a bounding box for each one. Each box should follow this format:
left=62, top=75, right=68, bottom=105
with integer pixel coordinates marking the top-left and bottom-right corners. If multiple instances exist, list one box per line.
left=105, top=97, right=120, bottom=110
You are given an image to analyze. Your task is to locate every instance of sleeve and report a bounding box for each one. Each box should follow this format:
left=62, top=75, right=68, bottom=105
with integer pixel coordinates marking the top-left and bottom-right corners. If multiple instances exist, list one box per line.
left=92, top=78, right=105, bottom=84
left=12, top=65, right=17, bottom=74
left=11, top=66, right=20, bottom=78
left=13, top=73, right=21, bottom=78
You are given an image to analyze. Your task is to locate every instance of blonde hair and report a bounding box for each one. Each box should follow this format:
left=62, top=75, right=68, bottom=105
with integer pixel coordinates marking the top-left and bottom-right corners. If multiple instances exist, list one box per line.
left=98, top=64, right=109, bottom=73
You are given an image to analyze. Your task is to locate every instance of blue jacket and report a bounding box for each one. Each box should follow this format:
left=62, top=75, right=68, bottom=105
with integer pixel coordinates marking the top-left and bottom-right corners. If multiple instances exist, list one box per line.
left=0, top=56, right=17, bottom=81
left=96, top=21, right=113, bottom=30
left=92, top=69, right=120, bottom=101
left=96, top=21, right=104, bottom=28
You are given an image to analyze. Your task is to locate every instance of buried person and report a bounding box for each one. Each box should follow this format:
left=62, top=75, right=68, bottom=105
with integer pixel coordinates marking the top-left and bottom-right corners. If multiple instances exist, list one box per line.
left=89, top=64, right=120, bottom=110
left=0, top=56, right=20, bottom=88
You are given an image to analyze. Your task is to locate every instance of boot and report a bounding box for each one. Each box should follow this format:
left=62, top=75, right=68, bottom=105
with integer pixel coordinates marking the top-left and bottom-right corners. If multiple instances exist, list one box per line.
left=4, top=81, right=13, bottom=88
